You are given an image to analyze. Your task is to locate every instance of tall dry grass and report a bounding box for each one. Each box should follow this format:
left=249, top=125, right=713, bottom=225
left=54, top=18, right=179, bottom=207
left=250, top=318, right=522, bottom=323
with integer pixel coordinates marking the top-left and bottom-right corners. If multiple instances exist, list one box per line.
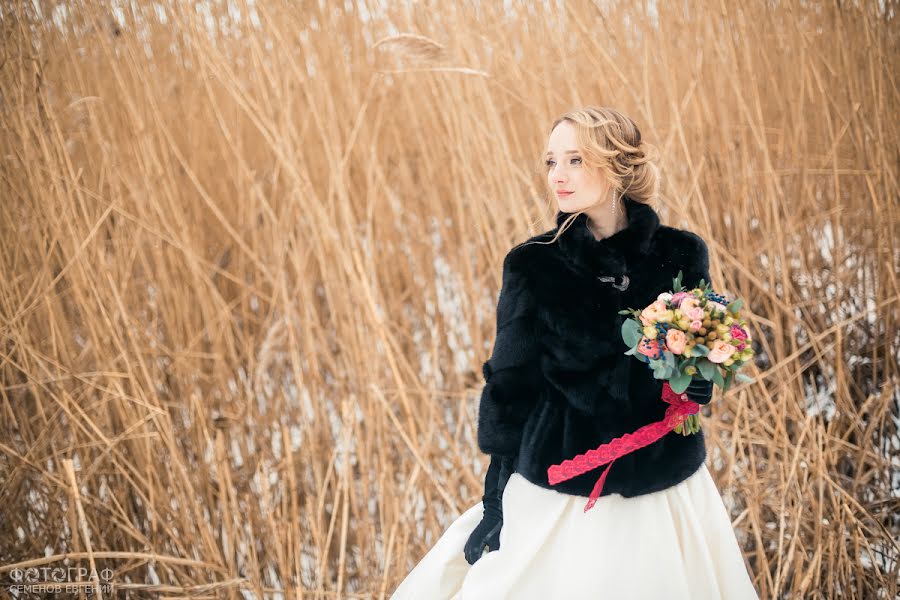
left=1, top=0, right=897, bottom=598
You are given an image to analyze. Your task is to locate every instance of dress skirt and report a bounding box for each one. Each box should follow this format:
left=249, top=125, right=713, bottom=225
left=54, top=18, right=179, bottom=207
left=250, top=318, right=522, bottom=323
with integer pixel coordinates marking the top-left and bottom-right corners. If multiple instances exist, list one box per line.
left=391, top=462, right=758, bottom=600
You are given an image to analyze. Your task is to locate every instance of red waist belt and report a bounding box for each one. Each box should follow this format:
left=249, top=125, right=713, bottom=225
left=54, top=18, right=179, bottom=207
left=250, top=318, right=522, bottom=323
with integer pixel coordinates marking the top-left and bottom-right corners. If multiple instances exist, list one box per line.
left=546, top=381, right=700, bottom=513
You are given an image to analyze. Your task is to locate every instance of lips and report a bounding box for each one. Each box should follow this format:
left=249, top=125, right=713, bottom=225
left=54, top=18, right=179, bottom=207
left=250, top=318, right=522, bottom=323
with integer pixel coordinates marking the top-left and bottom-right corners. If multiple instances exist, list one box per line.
left=556, top=191, right=574, bottom=197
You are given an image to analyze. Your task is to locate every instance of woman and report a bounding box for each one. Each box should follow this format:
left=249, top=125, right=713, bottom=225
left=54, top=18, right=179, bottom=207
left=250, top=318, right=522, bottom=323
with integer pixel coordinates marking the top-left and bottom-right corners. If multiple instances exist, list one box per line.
left=391, top=107, right=759, bottom=599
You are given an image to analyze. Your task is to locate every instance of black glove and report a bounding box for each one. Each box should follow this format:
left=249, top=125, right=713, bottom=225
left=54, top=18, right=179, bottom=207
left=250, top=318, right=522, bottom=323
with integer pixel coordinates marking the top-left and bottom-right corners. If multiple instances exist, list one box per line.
left=464, top=455, right=514, bottom=565
left=685, top=377, right=714, bottom=405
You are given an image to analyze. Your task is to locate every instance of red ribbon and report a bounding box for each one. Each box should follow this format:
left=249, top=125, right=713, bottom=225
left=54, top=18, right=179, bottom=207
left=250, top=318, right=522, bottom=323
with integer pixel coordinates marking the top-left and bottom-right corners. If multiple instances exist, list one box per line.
left=546, top=381, right=700, bottom=513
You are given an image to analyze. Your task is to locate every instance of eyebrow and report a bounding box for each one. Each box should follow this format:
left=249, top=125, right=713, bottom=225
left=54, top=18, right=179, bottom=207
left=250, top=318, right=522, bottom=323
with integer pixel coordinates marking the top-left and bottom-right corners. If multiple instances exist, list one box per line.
left=544, top=150, right=580, bottom=156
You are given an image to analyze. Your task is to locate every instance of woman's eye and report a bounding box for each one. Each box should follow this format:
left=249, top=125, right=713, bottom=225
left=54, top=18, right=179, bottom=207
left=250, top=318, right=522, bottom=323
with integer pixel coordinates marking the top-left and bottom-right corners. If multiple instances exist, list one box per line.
left=544, top=157, right=581, bottom=167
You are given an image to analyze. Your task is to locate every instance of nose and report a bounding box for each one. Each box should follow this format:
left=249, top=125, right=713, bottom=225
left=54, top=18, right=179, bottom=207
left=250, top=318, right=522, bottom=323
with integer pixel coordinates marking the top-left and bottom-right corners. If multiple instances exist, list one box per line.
left=551, top=165, right=567, bottom=183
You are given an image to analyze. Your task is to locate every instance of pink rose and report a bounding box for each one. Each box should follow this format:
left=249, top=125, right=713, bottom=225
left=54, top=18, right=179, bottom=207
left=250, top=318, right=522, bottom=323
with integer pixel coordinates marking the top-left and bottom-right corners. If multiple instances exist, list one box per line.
left=679, top=297, right=700, bottom=317
left=687, top=307, right=705, bottom=321
left=670, top=291, right=690, bottom=307
left=707, top=340, right=737, bottom=363
left=689, top=320, right=703, bottom=332
left=731, top=325, right=749, bottom=341
left=665, top=329, right=687, bottom=354
left=731, top=325, right=749, bottom=350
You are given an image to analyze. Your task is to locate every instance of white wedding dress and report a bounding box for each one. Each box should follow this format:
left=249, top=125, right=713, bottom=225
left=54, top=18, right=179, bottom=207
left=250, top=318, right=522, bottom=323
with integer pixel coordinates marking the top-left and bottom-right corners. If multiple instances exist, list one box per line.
left=391, top=462, right=759, bottom=600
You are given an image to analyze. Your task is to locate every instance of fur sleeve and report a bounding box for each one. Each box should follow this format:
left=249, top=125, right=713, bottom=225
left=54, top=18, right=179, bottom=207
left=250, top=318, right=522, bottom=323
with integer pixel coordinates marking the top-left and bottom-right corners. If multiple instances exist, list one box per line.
left=476, top=251, right=542, bottom=457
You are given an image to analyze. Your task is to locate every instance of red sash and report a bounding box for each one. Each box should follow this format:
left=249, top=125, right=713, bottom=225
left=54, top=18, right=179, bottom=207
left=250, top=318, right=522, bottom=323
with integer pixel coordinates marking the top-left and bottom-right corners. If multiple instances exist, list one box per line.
left=546, top=381, right=700, bottom=512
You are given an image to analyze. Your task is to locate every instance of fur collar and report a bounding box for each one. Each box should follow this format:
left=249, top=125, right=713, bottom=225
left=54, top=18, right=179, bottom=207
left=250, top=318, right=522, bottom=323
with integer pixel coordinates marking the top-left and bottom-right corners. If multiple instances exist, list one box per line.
left=553, top=195, right=661, bottom=279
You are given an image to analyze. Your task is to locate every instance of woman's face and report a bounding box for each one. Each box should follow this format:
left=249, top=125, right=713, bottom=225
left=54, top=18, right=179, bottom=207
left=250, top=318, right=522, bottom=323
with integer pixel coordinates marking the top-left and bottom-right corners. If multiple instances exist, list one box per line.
left=545, top=120, right=612, bottom=213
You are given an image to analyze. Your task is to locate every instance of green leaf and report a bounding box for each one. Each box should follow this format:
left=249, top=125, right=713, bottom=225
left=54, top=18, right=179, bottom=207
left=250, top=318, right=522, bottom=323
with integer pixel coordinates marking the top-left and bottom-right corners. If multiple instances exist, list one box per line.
left=735, top=372, right=755, bottom=383
left=651, top=358, right=670, bottom=379
left=691, top=344, right=710, bottom=357
left=723, top=370, right=734, bottom=392
left=697, top=358, right=716, bottom=380
left=711, top=368, right=726, bottom=388
left=663, top=350, right=677, bottom=370
left=727, top=298, right=744, bottom=314
left=669, top=370, right=692, bottom=394
left=621, top=319, right=643, bottom=347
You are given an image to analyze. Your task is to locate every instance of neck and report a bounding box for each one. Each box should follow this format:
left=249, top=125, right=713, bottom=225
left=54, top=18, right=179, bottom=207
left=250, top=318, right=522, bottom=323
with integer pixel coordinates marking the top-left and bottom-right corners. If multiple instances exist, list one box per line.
left=583, top=195, right=628, bottom=240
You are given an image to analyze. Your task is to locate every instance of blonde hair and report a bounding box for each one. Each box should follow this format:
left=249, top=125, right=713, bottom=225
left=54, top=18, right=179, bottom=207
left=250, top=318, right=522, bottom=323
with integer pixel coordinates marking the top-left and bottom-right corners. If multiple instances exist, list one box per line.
left=530, top=106, right=661, bottom=246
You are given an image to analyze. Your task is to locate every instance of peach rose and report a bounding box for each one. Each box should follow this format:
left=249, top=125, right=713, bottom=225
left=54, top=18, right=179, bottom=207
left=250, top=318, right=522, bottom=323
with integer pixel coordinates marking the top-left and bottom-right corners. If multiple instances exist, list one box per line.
left=665, top=329, right=687, bottom=354
left=707, top=340, right=737, bottom=363
left=639, top=300, right=669, bottom=326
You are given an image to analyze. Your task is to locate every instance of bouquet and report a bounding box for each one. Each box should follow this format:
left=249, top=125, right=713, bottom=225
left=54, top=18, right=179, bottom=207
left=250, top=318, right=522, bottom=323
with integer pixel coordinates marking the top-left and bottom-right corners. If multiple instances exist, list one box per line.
left=618, top=270, right=755, bottom=435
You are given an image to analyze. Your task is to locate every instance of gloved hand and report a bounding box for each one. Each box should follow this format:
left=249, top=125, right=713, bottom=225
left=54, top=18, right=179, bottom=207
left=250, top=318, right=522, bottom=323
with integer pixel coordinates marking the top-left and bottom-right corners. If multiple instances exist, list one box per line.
left=464, top=455, right=514, bottom=565
left=685, top=377, right=714, bottom=405
left=463, top=512, right=502, bottom=565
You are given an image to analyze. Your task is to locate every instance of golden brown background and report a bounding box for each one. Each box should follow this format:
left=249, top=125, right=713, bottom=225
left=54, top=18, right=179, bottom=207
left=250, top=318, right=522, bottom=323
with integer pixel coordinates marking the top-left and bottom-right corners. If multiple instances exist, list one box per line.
left=1, top=1, right=897, bottom=598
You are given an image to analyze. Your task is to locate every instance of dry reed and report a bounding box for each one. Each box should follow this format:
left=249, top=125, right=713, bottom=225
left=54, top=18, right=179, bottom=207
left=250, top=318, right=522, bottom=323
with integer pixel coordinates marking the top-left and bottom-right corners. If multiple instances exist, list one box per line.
left=0, top=1, right=897, bottom=598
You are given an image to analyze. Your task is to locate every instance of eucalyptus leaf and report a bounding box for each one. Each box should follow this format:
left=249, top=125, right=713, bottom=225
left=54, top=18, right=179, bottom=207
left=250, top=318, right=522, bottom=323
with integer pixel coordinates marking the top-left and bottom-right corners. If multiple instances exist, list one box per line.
left=723, top=370, right=734, bottom=392
left=663, top=350, right=676, bottom=370
left=727, top=298, right=744, bottom=314
left=652, top=360, right=670, bottom=379
left=691, top=344, right=710, bottom=357
left=622, top=319, right=643, bottom=347
left=712, top=368, right=725, bottom=388
left=698, top=358, right=716, bottom=380
left=669, top=371, right=692, bottom=394
left=735, top=372, right=755, bottom=383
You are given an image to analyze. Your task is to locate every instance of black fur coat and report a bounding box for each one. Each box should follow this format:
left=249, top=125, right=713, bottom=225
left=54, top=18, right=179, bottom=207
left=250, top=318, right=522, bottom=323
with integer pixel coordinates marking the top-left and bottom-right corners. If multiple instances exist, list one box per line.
left=477, top=196, right=713, bottom=499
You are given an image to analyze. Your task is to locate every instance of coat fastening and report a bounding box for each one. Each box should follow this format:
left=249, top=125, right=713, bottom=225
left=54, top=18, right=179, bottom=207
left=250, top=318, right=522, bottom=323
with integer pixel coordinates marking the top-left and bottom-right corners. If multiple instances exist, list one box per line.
left=477, top=196, right=713, bottom=498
